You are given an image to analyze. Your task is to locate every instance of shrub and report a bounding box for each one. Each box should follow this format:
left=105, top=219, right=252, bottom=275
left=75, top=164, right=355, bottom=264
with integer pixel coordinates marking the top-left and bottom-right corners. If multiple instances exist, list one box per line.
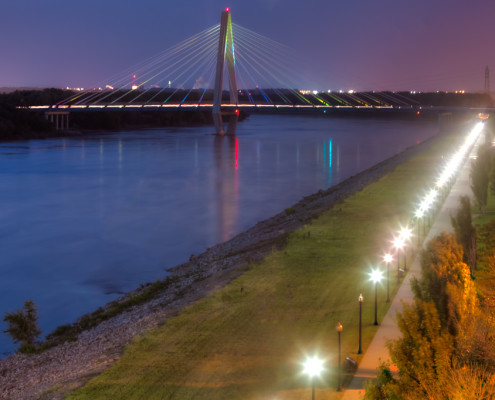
left=3, top=300, right=41, bottom=348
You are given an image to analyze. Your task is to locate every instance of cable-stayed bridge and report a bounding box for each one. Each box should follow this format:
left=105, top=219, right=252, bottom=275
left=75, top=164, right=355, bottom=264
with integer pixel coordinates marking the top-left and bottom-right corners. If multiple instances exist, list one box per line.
left=35, top=9, right=491, bottom=134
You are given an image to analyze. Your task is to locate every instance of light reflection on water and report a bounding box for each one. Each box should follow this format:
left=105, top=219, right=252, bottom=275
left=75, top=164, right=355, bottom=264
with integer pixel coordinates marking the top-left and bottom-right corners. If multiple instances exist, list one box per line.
left=0, top=114, right=437, bottom=355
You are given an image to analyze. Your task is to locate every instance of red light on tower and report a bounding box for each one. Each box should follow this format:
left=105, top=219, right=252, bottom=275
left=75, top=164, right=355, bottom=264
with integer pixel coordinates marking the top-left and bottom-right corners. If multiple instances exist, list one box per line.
left=132, top=74, right=137, bottom=79
left=226, top=7, right=229, bottom=12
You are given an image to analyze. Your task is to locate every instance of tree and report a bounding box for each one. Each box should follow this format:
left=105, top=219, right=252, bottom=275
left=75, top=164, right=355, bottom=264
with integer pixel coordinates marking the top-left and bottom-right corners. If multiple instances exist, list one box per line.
left=470, top=143, right=492, bottom=214
left=388, top=299, right=455, bottom=397
left=366, top=234, right=494, bottom=399
left=478, top=219, right=495, bottom=272
left=412, top=233, right=478, bottom=338
left=3, top=300, right=41, bottom=347
left=450, top=195, right=476, bottom=274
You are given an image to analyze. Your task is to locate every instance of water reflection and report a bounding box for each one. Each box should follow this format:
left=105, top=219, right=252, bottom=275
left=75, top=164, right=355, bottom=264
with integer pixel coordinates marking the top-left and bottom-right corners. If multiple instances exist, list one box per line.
left=0, top=115, right=438, bottom=356
left=323, top=139, right=333, bottom=187
left=214, top=135, right=239, bottom=242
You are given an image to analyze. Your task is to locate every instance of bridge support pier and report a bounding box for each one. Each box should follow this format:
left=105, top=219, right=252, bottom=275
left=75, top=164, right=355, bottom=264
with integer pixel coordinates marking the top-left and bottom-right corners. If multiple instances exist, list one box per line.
left=213, top=110, right=238, bottom=136
left=212, top=8, right=238, bottom=135
left=45, top=111, right=70, bottom=130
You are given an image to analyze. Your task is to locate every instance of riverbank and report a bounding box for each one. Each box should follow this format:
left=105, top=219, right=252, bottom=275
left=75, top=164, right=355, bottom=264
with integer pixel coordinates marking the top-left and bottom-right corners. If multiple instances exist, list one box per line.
left=0, top=123, right=461, bottom=399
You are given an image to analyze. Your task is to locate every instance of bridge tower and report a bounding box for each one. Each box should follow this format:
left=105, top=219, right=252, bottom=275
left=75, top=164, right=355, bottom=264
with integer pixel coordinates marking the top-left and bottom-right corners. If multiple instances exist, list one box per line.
left=213, top=8, right=238, bottom=135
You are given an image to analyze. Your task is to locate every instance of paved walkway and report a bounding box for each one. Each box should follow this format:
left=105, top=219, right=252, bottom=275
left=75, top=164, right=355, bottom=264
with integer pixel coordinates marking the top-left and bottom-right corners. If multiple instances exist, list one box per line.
left=341, top=127, right=485, bottom=400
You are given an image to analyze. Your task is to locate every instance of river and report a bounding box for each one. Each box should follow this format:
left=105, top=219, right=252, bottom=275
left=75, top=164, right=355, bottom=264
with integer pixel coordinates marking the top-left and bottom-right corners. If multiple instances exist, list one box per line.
left=0, top=113, right=438, bottom=355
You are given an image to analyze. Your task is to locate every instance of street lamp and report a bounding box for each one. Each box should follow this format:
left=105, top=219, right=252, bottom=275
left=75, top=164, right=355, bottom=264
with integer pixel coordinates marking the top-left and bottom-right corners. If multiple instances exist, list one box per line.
left=414, top=208, right=424, bottom=247
left=358, top=294, right=363, bottom=354
left=369, top=268, right=383, bottom=326
left=399, top=227, right=412, bottom=272
left=419, top=201, right=430, bottom=235
left=392, top=237, right=404, bottom=283
left=336, top=322, right=343, bottom=392
left=303, top=356, right=324, bottom=400
left=421, top=190, right=436, bottom=229
left=383, top=253, right=393, bottom=302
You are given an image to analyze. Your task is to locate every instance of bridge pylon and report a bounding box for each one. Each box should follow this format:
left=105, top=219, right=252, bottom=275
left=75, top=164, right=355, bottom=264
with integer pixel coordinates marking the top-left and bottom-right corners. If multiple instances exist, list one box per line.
left=212, top=8, right=238, bottom=135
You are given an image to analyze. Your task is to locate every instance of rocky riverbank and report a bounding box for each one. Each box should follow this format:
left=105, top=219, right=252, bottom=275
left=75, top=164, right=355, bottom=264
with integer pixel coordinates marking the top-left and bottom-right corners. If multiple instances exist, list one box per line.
left=0, top=129, right=447, bottom=400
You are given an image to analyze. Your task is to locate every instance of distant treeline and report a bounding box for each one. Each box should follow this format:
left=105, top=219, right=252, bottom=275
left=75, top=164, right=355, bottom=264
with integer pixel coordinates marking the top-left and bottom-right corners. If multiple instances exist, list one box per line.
left=0, top=89, right=71, bottom=141
left=405, top=92, right=493, bottom=108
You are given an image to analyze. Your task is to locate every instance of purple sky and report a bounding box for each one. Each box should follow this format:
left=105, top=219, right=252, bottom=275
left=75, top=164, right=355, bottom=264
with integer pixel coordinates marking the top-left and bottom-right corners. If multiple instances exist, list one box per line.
left=1, top=0, right=494, bottom=92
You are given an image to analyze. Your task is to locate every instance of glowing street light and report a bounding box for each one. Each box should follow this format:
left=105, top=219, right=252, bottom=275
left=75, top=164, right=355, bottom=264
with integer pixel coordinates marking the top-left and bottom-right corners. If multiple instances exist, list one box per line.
left=399, top=227, right=412, bottom=272
left=369, top=268, right=383, bottom=325
left=383, top=253, right=393, bottom=302
left=336, top=322, right=343, bottom=392
left=423, top=189, right=438, bottom=228
left=393, top=237, right=404, bottom=283
left=303, top=356, right=324, bottom=400
left=419, top=201, right=430, bottom=234
left=414, top=208, right=424, bottom=247
left=399, top=226, right=412, bottom=242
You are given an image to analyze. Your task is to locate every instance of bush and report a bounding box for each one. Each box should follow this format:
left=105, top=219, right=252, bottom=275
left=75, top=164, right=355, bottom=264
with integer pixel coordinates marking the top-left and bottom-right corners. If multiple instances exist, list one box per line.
left=3, top=300, right=41, bottom=348
left=284, top=207, right=296, bottom=216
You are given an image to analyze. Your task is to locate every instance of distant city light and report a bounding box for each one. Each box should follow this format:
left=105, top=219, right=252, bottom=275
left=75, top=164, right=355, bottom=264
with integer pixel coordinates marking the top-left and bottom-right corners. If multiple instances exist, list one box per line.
left=131, top=84, right=139, bottom=90
left=313, top=90, right=318, bottom=95
left=348, top=90, right=355, bottom=94
left=105, top=85, right=114, bottom=90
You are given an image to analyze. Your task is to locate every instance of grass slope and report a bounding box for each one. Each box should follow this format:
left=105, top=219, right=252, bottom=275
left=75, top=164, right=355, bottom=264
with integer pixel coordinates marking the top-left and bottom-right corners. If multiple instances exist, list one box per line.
left=67, top=125, right=467, bottom=400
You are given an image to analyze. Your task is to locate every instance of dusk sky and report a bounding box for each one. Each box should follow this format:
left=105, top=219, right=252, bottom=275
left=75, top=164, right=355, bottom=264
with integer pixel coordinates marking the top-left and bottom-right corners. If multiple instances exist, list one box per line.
left=1, top=0, right=494, bottom=92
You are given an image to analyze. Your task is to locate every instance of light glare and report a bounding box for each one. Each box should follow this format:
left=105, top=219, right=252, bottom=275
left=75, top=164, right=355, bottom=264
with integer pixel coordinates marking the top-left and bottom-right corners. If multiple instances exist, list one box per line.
left=303, top=356, right=324, bottom=377
left=369, top=268, right=383, bottom=283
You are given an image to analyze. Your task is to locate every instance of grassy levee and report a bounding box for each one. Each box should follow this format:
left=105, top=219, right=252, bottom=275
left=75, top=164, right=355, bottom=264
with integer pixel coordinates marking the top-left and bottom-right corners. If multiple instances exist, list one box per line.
left=67, top=125, right=468, bottom=400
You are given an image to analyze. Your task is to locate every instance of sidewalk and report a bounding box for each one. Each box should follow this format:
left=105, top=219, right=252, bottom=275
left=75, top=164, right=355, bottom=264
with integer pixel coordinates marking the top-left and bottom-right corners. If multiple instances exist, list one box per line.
left=341, top=128, right=484, bottom=400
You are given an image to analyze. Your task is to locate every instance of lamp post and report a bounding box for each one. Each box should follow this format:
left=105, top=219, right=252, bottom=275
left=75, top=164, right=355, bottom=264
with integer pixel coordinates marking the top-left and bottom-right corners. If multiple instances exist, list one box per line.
left=358, top=294, right=363, bottom=354
left=415, top=208, right=424, bottom=247
left=383, top=253, right=393, bottom=303
left=336, top=322, right=343, bottom=392
left=399, top=227, right=412, bottom=272
left=370, top=269, right=383, bottom=326
left=423, top=192, right=433, bottom=229
left=303, top=356, right=324, bottom=400
left=424, top=202, right=431, bottom=228
left=423, top=204, right=429, bottom=235
left=393, top=238, right=404, bottom=283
